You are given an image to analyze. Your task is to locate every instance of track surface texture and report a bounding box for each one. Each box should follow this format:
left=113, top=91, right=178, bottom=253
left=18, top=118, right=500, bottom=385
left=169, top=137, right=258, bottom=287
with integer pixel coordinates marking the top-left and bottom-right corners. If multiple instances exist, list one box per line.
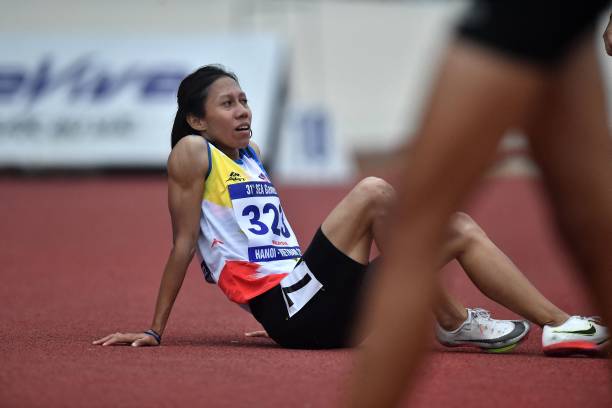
left=1, top=175, right=610, bottom=407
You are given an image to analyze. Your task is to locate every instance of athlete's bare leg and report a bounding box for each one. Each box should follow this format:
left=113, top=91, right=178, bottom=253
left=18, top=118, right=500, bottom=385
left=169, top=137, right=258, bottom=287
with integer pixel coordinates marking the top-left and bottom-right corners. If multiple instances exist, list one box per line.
left=323, top=165, right=570, bottom=334
left=434, top=287, right=469, bottom=331
left=320, top=176, right=395, bottom=264
left=343, top=42, right=546, bottom=408
left=525, top=38, right=612, bottom=326
left=436, top=212, right=569, bottom=330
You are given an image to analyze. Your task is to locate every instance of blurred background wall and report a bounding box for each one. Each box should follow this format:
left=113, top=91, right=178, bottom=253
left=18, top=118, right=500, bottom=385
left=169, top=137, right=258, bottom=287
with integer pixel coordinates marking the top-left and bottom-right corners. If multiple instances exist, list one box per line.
left=1, top=0, right=611, bottom=182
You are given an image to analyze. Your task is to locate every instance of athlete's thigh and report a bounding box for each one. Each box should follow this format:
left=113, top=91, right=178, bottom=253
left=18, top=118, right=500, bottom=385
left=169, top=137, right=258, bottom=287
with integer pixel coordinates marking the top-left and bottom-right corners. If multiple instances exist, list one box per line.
left=528, top=38, right=610, bottom=202
left=527, top=37, right=612, bottom=271
left=321, top=177, right=387, bottom=265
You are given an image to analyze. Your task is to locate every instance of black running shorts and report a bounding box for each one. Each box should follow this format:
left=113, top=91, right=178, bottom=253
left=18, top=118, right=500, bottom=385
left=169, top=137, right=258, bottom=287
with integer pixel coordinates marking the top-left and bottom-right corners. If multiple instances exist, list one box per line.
left=248, top=228, right=373, bottom=349
left=457, top=1, right=610, bottom=65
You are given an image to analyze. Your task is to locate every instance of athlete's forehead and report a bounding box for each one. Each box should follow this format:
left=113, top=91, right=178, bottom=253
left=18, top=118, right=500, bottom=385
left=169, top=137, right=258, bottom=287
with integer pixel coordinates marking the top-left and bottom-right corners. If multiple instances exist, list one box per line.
left=208, top=76, right=245, bottom=99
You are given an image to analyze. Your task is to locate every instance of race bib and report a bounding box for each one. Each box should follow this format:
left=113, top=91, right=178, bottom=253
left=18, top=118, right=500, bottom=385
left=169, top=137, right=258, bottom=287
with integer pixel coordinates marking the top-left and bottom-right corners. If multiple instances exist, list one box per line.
left=280, top=261, right=323, bottom=317
left=228, top=181, right=301, bottom=263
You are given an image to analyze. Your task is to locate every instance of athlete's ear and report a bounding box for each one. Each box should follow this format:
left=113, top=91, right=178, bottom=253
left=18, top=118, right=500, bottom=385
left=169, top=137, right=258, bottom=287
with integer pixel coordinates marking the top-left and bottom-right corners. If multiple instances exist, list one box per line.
left=186, top=113, right=208, bottom=133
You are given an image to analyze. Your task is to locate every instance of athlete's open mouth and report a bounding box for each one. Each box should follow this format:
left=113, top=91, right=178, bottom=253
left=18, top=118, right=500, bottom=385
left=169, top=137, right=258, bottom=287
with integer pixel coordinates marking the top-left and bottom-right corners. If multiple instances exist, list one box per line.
left=235, top=124, right=250, bottom=131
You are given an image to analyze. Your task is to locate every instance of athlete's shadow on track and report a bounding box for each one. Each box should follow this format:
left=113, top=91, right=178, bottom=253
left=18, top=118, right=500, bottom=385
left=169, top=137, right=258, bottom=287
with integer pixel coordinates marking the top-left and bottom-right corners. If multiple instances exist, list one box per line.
left=432, top=346, right=562, bottom=358
left=169, top=335, right=281, bottom=349
left=434, top=348, right=611, bottom=361
left=164, top=334, right=569, bottom=357
left=168, top=335, right=356, bottom=355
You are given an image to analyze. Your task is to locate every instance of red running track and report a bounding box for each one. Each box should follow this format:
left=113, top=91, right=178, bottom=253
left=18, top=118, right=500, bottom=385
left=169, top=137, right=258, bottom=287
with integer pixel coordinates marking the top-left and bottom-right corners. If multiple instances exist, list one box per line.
left=0, top=175, right=610, bottom=407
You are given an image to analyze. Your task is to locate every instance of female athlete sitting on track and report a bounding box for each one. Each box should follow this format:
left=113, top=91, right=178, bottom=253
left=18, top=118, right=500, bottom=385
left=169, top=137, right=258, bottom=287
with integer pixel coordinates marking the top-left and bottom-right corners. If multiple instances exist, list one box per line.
left=93, top=65, right=607, bottom=354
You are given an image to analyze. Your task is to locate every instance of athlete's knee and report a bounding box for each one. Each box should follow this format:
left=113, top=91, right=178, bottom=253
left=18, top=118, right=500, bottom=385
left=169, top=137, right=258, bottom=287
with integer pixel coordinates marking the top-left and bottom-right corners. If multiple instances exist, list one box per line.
left=353, top=177, right=395, bottom=212
left=449, top=212, right=487, bottom=244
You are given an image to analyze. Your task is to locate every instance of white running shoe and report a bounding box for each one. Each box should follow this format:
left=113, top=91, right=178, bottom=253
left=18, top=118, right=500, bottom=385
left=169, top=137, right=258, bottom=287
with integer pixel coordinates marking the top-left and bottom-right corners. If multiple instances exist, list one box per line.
left=436, top=308, right=530, bottom=353
left=542, top=316, right=609, bottom=356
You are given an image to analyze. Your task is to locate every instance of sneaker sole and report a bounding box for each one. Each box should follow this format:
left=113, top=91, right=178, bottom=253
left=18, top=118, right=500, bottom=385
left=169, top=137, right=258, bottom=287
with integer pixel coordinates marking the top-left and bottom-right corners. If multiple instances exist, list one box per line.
left=439, top=323, right=530, bottom=353
left=486, top=329, right=530, bottom=353
left=543, top=339, right=609, bottom=357
left=486, top=342, right=519, bottom=353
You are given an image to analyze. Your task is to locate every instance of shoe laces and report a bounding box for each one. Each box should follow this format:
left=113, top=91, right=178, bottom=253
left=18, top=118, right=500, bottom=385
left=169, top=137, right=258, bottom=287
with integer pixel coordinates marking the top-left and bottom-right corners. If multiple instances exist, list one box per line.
left=470, top=308, right=492, bottom=321
left=469, top=308, right=506, bottom=335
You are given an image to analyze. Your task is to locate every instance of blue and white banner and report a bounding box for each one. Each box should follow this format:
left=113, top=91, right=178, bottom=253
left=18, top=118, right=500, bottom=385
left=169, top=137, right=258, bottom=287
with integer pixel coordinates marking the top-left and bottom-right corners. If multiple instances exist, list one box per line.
left=0, top=34, right=286, bottom=168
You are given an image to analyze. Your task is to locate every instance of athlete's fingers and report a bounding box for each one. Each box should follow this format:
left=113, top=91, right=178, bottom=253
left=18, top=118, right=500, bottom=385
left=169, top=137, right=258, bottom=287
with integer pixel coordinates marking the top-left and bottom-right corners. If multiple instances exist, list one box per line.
left=92, top=334, right=112, bottom=344
left=101, top=332, right=139, bottom=346
left=245, top=330, right=269, bottom=338
left=93, top=333, right=121, bottom=345
left=102, top=334, right=127, bottom=346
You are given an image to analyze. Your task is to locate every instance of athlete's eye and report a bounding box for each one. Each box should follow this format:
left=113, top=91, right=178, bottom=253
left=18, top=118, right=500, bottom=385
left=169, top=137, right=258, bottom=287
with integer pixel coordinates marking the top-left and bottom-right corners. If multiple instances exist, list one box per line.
left=222, top=100, right=232, bottom=107
left=240, top=98, right=248, bottom=105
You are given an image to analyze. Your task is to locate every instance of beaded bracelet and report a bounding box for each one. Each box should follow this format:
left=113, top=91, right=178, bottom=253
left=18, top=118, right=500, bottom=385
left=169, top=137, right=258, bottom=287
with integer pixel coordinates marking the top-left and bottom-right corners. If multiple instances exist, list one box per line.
left=144, top=329, right=162, bottom=344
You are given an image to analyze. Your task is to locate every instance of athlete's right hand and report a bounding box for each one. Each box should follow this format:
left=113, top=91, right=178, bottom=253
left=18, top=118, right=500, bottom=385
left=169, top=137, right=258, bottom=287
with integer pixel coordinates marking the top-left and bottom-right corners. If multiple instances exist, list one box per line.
left=92, top=332, right=160, bottom=347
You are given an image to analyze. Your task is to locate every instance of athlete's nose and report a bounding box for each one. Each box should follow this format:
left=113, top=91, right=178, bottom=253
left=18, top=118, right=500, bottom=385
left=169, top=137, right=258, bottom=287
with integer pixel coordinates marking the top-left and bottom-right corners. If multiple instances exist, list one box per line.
left=235, top=104, right=250, bottom=119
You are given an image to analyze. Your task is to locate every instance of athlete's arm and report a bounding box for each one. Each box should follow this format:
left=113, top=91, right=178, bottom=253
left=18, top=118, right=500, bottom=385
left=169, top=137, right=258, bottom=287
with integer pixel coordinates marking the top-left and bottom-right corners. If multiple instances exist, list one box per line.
left=93, top=136, right=208, bottom=347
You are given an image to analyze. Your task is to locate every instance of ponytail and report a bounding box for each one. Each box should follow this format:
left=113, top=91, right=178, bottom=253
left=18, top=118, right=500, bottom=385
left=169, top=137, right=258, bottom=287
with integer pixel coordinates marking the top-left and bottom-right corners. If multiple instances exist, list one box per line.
left=171, top=108, right=198, bottom=148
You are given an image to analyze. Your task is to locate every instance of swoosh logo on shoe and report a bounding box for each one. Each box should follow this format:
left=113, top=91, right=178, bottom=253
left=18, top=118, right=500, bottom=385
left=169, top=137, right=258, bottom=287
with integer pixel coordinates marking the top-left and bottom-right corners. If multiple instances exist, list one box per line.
left=553, top=324, right=596, bottom=336
left=463, top=321, right=528, bottom=344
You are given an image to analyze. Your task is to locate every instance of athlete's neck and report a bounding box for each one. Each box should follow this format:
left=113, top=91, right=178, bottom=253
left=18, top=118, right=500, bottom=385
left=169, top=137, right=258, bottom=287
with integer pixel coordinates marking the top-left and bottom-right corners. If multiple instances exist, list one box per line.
left=210, top=141, right=240, bottom=160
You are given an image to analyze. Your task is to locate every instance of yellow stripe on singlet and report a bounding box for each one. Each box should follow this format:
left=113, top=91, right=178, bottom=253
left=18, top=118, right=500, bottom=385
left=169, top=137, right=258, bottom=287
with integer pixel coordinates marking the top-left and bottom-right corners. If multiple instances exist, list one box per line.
left=203, top=144, right=251, bottom=208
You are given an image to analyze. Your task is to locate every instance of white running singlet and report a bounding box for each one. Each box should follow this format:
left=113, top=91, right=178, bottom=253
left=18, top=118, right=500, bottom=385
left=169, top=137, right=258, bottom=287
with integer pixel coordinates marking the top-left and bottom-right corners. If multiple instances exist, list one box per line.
left=196, top=143, right=322, bottom=316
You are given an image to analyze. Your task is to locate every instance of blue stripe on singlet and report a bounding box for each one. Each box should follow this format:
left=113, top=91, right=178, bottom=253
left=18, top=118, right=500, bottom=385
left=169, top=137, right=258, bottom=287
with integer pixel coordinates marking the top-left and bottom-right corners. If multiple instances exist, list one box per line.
left=246, top=146, right=269, bottom=177
left=205, top=142, right=212, bottom=179
left=228, top=181, right=278, bottom=199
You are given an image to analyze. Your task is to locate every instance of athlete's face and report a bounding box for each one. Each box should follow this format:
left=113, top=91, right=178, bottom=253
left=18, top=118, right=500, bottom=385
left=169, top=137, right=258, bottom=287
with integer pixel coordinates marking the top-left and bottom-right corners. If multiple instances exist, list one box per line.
left=202, top=76, right=252, bottom=156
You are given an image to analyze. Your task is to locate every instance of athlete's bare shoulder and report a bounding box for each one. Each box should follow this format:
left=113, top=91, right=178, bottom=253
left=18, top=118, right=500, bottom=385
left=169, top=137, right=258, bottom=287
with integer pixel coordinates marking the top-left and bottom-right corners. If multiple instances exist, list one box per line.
left=168, top=135, right=209, bottom=185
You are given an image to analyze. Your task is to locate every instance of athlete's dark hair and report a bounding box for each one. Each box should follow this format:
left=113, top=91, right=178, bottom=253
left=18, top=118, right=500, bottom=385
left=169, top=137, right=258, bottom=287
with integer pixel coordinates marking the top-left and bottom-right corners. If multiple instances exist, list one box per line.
left=171, top=65, right=239, bottom=148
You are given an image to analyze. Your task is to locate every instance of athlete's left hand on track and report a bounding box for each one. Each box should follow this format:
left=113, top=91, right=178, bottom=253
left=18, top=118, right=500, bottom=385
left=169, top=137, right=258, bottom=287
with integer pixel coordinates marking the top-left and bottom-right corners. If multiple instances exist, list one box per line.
left=244, top=330, right=269, bottom=338
left=92, top=332, right=159, bottom=347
